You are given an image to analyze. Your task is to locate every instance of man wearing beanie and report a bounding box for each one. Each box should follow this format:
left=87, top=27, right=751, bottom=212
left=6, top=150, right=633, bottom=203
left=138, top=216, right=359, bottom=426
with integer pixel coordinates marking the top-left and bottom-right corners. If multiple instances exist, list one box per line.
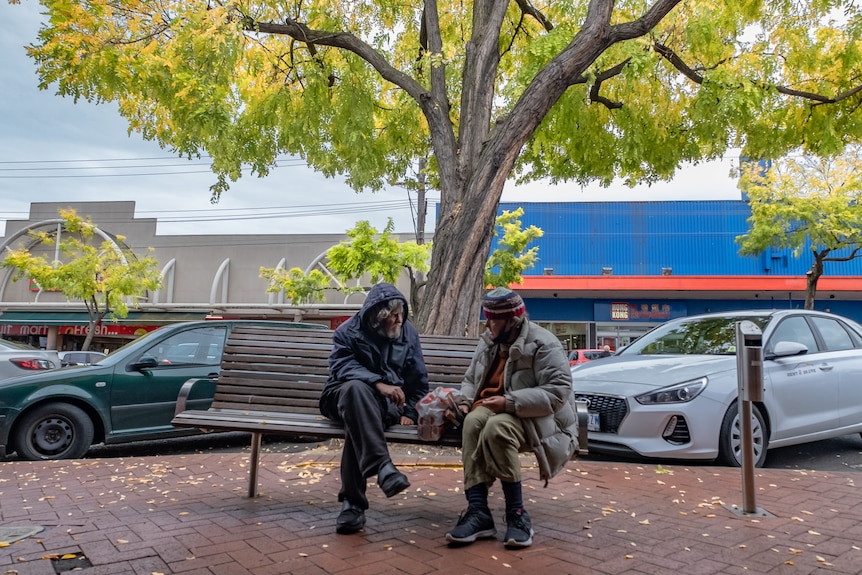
left=320, top=282, right=428, bottom=534
left=445, top=287, right=578, bottom=549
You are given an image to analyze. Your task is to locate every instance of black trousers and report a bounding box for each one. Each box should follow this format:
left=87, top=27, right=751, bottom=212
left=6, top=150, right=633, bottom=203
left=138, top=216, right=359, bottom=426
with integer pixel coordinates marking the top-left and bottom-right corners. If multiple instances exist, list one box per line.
left=319, top=379, right=393, bottom=508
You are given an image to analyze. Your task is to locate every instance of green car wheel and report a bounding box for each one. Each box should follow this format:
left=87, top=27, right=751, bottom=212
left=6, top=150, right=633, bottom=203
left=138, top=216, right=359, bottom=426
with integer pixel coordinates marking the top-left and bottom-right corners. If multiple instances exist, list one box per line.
left=12, top=403, right=95, bottom=461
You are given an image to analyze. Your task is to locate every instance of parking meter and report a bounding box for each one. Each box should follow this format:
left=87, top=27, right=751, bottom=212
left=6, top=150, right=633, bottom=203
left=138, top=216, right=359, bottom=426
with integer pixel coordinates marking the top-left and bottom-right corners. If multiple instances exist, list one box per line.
left=736, top=321, right=763, bottom=402
left=734, top=320, right=764, bottom=515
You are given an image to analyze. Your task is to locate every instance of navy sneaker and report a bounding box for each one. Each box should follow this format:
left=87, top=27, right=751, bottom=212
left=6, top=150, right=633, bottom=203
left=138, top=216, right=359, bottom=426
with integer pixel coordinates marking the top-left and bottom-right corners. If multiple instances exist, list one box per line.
left=503, top=508, right=533, bottom=548
left=445, top=507, right=496, bottom=545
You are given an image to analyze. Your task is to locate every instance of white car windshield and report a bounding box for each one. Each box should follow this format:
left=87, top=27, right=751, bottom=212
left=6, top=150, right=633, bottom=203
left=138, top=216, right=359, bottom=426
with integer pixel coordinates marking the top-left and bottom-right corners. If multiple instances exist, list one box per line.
left=621, top=315, right=771, bottom=356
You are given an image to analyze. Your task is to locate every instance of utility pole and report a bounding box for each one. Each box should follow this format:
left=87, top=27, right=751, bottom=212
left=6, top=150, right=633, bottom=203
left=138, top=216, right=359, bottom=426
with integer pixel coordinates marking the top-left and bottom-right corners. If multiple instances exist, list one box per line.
left=416, top=157, right=427, bottom=245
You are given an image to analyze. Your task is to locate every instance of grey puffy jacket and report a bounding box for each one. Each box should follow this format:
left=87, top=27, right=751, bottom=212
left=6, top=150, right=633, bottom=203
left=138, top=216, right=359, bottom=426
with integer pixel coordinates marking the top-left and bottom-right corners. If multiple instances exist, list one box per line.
left=460, top=319, right=578, bottom=484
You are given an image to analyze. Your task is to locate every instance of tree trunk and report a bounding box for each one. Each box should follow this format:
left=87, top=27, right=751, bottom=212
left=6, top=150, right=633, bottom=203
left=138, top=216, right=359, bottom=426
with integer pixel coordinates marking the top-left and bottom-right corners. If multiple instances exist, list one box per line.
left=804, top=255, right=824, bottom=310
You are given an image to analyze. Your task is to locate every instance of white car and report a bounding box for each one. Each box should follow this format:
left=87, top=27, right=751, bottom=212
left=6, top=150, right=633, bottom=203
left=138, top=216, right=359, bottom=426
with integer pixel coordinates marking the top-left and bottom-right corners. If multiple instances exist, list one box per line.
left=571, top=309, right=862, bottom=467
left=59, top=350, right=107, bottom=366
left=0, top=338, right=61, bottom=381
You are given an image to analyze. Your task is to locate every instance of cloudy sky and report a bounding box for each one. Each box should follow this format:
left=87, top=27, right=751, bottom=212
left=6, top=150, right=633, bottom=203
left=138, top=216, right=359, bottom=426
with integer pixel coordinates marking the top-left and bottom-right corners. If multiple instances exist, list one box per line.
left=1, top=3, right=742, bottom=238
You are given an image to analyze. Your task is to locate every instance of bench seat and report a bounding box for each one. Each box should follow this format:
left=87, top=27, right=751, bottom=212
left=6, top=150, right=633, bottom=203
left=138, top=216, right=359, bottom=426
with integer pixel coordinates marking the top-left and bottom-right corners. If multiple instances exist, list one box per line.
left=172, top=324, right=587, bottom=497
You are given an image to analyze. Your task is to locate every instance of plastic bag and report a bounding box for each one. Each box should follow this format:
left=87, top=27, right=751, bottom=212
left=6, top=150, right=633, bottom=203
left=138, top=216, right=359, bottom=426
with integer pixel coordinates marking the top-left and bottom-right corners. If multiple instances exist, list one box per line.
left=416, top=387, right=463, bottom=441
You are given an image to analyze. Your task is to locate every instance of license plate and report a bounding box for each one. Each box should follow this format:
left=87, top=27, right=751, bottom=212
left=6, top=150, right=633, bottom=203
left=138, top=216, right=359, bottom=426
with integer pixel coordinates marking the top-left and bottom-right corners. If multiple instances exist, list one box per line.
left=587, top=412, right=601, bottom=432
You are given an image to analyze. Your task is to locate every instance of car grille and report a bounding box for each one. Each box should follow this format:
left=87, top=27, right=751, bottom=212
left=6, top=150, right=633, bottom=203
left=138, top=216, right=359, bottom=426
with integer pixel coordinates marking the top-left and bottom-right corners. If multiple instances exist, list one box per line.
left=575, top=393, right=627, bottom=434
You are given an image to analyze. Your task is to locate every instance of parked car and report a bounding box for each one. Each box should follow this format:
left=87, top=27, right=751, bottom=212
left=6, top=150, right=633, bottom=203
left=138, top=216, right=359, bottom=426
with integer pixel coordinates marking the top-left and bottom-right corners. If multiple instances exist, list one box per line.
left=59, top=350, right=107, bottom=366
left=0, top=320, right=326, bottom=461
left=568, top=348, right=612, bottom=366
left=571, top=309, right=862, bottom=467
left=0, top=338, right=61, bottom=381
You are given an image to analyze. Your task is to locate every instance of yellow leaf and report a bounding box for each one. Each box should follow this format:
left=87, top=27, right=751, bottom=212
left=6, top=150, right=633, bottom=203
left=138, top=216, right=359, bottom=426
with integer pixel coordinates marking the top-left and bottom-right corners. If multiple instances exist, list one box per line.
left=638, top=519, right=650, bottom=525
left=0, top=542, right=9, bottom=548
left=60, top=554, right=77, bottom=560
left=625, top=554, right=634, bottom=559
left=808, top=530, right=821, bottom=536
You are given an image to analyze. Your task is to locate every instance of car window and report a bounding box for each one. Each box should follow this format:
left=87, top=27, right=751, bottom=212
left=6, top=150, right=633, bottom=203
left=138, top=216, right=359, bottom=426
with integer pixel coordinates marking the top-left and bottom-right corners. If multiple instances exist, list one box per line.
left=568, top=351, right=579, bottom=360
left=767, top=316, right=819, bottom=354
left=136, top=326, right=227, bottom=367
left=810, top=317, right=855, bottom=351
left=633, top=316, right=761, bottom=355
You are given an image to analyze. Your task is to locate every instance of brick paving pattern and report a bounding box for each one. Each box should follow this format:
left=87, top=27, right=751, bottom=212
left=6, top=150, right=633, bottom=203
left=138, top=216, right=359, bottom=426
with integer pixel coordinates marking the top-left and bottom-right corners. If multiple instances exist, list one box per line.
left=2, top=449, right=861, bottom=574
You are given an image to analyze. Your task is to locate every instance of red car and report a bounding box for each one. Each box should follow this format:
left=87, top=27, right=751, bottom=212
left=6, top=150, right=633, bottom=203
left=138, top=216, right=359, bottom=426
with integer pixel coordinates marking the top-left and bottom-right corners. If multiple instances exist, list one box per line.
left=568, top=348, right=612, bottom=366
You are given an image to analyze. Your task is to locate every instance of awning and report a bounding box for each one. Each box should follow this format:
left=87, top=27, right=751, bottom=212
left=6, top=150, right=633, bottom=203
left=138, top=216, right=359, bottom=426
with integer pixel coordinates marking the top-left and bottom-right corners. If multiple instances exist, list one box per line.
left=0, top=311, right=208, bottom=326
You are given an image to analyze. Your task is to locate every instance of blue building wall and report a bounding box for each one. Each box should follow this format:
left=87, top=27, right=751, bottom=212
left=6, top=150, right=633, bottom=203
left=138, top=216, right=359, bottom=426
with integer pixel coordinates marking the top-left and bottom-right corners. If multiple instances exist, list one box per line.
left=497, top=200, right=862, bottom=277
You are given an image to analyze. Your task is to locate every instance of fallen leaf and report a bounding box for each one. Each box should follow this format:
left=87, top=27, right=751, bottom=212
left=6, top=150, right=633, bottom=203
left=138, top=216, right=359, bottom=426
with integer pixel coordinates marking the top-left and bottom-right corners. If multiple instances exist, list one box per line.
left=808, top=530, right=821, bottom=536
left=625, top=554, right=634, bottom=559
left=638, top=519, right=650, bottom=525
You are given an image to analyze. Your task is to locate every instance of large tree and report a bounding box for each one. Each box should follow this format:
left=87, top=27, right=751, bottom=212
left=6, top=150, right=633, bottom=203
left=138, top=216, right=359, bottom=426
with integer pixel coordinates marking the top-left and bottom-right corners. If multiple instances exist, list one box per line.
left=17, top=0, right=862, bottom=335
left=737, top=148, right=862, bottom=309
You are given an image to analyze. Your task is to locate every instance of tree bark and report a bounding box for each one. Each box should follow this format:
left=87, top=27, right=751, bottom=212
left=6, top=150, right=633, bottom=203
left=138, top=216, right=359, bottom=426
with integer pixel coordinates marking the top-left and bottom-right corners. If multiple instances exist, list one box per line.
left=804, top=255, right=824, bottom=310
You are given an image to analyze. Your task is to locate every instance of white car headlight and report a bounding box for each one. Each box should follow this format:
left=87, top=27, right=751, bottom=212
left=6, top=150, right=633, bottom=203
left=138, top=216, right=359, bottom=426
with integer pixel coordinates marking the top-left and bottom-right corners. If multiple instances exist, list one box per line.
left=635, top=377, right=707, bottom=405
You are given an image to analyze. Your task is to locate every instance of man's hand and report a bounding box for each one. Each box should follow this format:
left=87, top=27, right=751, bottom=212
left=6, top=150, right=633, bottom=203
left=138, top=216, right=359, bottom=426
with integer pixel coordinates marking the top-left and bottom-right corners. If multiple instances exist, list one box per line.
left=400, top=416, right=415, bottom=425
left=375, top=382, right=405, bottom=407
left=479, top=395, right=506, bottom=414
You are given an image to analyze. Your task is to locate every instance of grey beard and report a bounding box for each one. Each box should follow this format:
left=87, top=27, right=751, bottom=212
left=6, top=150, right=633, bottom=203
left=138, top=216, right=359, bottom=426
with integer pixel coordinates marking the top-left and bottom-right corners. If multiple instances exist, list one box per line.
left=377, top=324, right=402, bottom=340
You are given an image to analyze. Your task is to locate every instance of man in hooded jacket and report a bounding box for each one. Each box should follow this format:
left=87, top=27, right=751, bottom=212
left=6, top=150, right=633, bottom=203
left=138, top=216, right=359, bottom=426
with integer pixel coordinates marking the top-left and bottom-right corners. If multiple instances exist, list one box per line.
left=445, top=288, right=577, bottom=549
left=319, top=282, right=429, bottom=534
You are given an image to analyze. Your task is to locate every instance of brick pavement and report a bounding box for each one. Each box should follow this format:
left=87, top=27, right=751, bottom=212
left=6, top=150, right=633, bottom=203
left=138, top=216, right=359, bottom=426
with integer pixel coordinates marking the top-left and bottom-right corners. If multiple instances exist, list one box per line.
left=2, top=448, right=862, bottom=575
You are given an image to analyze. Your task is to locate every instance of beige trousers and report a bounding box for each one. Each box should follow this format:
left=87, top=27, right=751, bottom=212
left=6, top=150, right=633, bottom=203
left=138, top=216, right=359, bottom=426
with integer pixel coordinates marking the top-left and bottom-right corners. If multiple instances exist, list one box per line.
left=461, top=406, right=528, bottom=490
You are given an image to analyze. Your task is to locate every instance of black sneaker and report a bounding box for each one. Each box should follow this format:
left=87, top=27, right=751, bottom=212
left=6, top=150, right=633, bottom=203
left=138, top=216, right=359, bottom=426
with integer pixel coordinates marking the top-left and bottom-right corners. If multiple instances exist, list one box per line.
left=445, top=507, right=496, bottom=545
left=503, top=508, right=533, bottom=548
left=336, top=500, right=366, bottom=534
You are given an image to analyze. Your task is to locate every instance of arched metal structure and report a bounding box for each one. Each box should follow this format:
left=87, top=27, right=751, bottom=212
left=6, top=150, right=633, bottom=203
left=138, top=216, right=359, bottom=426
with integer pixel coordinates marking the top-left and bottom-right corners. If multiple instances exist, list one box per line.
left=0, top=218, right=129, bottom=301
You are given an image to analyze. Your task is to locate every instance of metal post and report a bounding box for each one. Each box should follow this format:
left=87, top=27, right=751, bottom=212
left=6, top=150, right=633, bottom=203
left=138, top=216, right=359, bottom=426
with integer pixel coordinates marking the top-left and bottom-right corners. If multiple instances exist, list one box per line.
left=726, top=321, right=772, bottom=517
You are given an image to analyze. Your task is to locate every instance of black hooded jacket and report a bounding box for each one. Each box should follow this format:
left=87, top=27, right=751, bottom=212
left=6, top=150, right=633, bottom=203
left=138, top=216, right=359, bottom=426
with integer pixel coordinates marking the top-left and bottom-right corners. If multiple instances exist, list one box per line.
left=320, top=282, right=428, bottom=423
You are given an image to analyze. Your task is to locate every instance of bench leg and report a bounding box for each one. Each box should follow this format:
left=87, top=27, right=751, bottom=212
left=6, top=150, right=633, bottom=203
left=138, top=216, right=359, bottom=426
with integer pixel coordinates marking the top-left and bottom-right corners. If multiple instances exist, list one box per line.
left=248, top=432, right=262, bottom=498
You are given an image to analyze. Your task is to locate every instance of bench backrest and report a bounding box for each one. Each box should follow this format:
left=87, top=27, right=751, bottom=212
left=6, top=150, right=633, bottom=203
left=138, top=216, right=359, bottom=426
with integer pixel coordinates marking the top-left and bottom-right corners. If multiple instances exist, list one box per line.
left=213, top=325, right=479, bottom=415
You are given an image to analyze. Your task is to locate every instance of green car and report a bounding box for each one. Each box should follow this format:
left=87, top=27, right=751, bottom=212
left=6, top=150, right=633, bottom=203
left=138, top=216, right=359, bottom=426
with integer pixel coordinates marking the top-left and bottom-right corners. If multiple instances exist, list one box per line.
left=0, top=320, right=326, bottom=460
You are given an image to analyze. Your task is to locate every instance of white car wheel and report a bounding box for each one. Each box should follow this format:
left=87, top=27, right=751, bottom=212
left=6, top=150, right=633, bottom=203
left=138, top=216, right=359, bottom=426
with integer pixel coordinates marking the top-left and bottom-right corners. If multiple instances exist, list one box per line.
left=718, top=401, right=767, bottom=468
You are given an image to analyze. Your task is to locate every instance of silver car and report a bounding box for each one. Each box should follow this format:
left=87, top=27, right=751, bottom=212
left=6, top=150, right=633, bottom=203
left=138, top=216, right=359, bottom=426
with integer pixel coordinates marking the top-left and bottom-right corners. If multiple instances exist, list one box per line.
left=571, top=309, right=862, bottom=467
left=0, top=338, right=61, bottom=380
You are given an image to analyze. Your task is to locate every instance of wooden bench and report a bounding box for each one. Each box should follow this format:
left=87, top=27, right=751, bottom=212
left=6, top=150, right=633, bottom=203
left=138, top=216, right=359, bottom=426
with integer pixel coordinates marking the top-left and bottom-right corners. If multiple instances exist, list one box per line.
left=172, top=324, right=589, bottom=497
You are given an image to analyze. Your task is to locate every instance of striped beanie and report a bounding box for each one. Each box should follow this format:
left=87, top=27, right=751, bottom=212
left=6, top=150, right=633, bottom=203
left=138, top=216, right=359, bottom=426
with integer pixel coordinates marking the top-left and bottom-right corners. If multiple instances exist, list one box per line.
left=482, top=288, right=526, bottom=320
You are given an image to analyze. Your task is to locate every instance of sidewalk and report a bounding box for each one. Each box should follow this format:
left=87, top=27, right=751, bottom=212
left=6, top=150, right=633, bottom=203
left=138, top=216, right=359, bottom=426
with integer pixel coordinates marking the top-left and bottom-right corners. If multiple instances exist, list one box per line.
left=2, top=447, right=861, bottom=575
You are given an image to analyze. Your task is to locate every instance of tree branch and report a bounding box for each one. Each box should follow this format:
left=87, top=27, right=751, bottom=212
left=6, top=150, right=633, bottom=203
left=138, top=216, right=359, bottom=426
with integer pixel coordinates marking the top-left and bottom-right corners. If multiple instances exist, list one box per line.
left=514, top=0, right=554, bottom=32
left=250, top=19, right=428, bottom=103
left=654, top=42, right=862, bottom=106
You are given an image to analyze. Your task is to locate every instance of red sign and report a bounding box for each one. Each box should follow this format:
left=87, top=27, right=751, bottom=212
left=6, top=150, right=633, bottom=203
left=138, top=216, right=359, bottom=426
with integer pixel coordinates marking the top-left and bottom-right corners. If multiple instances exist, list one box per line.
left=0, top=324, right=159, bottom=337
left=330, top=316, right=352, bottom=330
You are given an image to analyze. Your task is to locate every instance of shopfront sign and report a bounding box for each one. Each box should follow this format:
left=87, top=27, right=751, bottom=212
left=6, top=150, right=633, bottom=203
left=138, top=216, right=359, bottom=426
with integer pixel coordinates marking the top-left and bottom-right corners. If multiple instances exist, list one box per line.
left=595, top=301, right=687, bottom=322
left=0, top=324, right=159, bottom=337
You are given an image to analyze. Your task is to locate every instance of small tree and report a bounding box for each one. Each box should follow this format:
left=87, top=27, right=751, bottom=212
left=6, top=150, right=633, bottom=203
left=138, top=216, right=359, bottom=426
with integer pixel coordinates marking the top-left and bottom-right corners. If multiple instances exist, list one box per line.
left=326, top=219, right=432, bottom=315
left=484, top=208, right=544, bottom=288
left=737, top=148, right=862, bottom=309
left=2, top=209, right=163, bottom=350
left=260, top=267, right=330, bottom=305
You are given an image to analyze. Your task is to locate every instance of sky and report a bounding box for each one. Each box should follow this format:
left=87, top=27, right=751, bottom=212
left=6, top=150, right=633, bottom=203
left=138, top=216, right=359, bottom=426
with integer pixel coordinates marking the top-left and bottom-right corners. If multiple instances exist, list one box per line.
left=1, top=2, right=743, bottom=238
